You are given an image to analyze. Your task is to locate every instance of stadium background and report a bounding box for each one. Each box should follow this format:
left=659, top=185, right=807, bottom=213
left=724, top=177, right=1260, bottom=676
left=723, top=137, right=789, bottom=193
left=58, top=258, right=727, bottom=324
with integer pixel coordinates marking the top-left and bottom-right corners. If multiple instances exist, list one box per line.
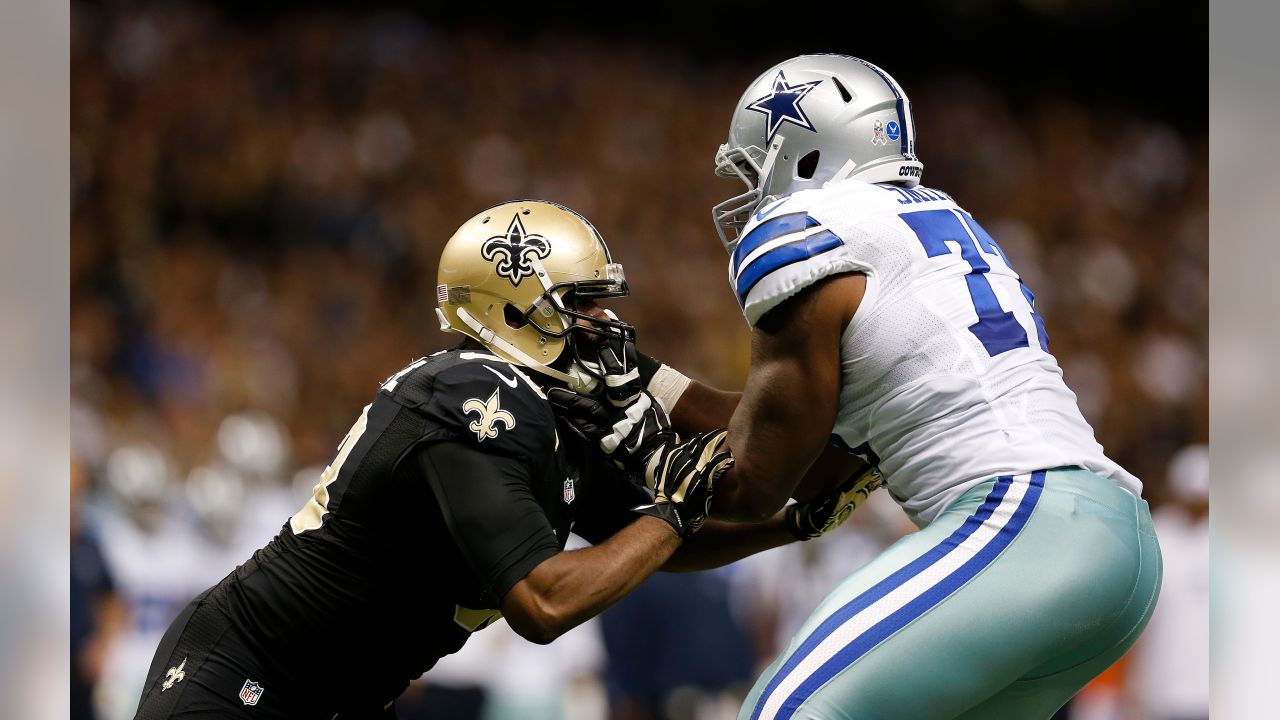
left=70, top=1, right=1208, bottom=719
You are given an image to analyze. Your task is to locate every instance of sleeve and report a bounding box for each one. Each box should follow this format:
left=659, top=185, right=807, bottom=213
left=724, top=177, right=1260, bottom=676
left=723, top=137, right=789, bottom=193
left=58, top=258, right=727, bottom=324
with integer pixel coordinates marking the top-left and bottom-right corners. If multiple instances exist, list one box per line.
left=730, top=199, right=868, bottom=327
left=635, top=350, right=662, bottom=388
left=570, top=449, right=654, bottom=545
left=415, top=441, right=561, bottom=602
left=420, top=360, right=558, bottom=475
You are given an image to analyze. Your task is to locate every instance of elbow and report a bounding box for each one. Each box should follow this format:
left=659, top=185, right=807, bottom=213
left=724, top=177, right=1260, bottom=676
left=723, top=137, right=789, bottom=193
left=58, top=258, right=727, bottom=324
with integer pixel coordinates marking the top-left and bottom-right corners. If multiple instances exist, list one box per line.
left=512, top=624, right=559, bottom=646
left=714, top=474, right=786, bottom=523
left=503, top=594, right=568, bottom=645
left=737, top=495, right=785, bottom=523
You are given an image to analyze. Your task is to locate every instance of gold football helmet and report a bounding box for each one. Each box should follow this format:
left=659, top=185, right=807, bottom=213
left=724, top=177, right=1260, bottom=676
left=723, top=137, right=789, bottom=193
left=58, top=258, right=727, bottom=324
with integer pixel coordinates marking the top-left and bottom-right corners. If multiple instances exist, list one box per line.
left=436, top=199, right=632, bottom=388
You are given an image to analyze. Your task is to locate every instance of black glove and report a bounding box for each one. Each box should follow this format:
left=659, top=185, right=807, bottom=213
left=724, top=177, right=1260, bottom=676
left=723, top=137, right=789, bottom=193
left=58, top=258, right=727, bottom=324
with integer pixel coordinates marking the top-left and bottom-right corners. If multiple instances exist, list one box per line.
left=632, top=429, right=734, bottom=538
left=785, top=464, right=884, bottom=541
left=575, top=311, right=664, bottom=405
left=594, top=334, right=644, bottom=408
left=547, top=388, right=674, bottom=477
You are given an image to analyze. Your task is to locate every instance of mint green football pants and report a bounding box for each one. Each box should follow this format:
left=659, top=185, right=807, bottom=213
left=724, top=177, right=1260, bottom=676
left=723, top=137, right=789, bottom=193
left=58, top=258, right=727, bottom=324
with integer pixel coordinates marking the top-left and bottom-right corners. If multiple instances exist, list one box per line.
left=739, top=467, right=1162, bottom=720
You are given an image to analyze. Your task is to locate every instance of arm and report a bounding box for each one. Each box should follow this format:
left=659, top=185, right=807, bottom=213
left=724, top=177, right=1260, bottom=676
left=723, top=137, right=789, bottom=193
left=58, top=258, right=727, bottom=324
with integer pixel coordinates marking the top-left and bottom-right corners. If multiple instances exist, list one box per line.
left=661, top=454, right=881, bottom=571
left=416, top=441, right=680, bottom=645
left=648, top=368, right=868, bottom=500
left=503, top=426, right=731, bottom=642
left=622, top=336, right=737, bottom=435
left=565, top=437, right=792, bottom=575
left=669, top=381, right=739, bottom=435
left=502, top=515, right=679, bottom=644
left=711, top=273, right=865, bottom=521
left=674, top=387, right=866, bottom=503
left=551, top=278, right=864, bottom=522
left=661, top=513, right=793, bottom=572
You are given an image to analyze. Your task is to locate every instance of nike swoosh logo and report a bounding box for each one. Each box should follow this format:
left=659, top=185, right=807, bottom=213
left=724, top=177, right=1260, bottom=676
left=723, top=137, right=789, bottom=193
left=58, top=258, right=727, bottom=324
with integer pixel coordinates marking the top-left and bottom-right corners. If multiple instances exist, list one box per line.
left=627, top=418, right=647, bottom=454
left=754, top=199, right=786, bottom=222
left=482, top=365, right=519, bottom=388
left=633, top=503, right=656, bottom=511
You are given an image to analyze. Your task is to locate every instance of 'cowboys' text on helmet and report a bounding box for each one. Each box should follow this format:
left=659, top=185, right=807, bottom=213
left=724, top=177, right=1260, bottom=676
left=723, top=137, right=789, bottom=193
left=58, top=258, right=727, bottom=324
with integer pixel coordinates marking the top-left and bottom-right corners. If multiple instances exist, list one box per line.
left=713, top=54, right=923, bottom=249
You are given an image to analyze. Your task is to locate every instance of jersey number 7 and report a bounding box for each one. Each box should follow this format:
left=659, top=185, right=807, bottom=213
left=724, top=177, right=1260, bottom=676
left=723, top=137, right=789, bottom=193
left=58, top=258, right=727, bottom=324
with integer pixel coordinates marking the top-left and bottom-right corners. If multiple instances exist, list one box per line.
left=900, top=209, right=1049, bottom=356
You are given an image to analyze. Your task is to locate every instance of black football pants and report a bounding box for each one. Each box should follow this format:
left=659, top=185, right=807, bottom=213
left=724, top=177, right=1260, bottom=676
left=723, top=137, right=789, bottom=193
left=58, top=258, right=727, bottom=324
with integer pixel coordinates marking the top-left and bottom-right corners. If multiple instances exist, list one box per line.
left=133, top=589, right=398, bottom=720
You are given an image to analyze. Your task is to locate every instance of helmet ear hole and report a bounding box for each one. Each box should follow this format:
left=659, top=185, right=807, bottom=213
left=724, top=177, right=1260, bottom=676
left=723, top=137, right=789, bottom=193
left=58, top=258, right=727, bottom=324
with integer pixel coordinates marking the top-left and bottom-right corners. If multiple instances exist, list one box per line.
left=503, top=304, right=529, bottom=330
left=797, top=150, right=820, bottom=180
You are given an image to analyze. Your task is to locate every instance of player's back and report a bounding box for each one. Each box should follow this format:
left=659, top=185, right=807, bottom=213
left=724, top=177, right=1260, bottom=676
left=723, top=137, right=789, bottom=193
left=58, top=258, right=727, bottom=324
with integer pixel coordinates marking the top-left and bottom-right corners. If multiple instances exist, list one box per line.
left=731, top=179, right=1140, bottom=525
left=209, top=349, right=564, bottom=710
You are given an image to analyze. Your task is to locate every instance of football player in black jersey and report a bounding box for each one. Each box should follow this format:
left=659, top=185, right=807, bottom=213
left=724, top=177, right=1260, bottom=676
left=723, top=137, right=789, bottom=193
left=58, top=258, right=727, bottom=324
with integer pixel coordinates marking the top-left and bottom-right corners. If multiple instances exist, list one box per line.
left=133, top=200, right=866, bottom=719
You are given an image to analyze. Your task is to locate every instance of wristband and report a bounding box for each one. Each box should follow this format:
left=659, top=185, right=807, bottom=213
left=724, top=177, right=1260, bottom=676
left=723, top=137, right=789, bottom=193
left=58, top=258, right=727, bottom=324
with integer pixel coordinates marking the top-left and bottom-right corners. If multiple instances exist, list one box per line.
left=634, top=350, right=692, bottom=413
left=647, top=364, right=692, bottom=414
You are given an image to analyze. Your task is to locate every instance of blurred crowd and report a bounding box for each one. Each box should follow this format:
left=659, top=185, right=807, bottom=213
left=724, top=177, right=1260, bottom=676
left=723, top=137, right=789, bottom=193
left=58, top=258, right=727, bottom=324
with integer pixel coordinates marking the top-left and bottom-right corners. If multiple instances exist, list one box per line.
left=70, top=4, right=1208, bottom=720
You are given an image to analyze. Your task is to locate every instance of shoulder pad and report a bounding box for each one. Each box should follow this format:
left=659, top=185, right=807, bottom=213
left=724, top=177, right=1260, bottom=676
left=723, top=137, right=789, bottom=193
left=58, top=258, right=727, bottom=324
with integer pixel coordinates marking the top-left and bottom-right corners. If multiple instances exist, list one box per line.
left=429, top=353, right=555, bottom=459
left=389, top=351, right=557, bottom=461
left=730, top=189, right=864, bottom=327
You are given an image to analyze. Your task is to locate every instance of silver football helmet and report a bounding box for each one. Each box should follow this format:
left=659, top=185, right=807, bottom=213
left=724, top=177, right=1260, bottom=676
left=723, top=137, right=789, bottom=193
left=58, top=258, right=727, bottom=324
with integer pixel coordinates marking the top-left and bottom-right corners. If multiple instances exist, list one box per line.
left=713, top=54, right=924, bottom=249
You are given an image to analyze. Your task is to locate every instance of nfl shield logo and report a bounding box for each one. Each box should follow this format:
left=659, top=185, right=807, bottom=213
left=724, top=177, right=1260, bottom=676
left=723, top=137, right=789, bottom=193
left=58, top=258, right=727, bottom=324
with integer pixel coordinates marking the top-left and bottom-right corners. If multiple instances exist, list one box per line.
left=563, top=477, right=575, bottom=504
left=239, top=679, right=264, bottom=706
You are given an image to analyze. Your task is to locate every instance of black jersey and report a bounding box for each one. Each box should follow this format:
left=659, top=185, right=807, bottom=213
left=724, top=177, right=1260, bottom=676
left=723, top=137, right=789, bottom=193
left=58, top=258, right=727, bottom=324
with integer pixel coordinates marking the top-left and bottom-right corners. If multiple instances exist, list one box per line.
left=195, top=349, right=648, bottom=713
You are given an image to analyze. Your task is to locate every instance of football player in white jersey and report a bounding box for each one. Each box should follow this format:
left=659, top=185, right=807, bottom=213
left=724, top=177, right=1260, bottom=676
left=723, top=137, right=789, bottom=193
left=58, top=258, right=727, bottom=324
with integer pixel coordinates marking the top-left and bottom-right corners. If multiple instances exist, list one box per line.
left=556, top=54, right=1162, bottom=720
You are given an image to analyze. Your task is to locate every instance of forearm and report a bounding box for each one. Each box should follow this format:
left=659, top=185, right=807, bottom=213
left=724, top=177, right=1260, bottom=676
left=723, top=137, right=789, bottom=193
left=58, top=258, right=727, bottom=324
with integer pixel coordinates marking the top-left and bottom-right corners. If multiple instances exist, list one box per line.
left=662, top=512, right=794, bottom=572
left=669, top=380, right=740, bottom=435
left=654, top=373, right=794, bottom=522
left=710, top=362, right=826, bottom=521
left=634, top=348, right=740, bottom=436
left=708, top=437, right=801, bottom=522
left=504, top=515, right=679, bottom=642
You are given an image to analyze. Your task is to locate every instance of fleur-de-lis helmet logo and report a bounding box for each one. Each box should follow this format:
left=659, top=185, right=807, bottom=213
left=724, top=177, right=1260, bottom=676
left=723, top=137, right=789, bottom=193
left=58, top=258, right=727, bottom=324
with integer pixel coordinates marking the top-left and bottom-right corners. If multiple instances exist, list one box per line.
left=462, top=388, right=516, bottom=441
left=481, top=214, right=551, bottom=286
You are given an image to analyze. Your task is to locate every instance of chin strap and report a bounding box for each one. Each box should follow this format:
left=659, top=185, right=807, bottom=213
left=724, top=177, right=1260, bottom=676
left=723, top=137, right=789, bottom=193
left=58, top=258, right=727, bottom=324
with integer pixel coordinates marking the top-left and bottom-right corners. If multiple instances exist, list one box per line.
left=453, top=307, right=599, bottom=394
left=756, top=134, right=785, bottom=200
left=824, top=159, right=859, bottom=187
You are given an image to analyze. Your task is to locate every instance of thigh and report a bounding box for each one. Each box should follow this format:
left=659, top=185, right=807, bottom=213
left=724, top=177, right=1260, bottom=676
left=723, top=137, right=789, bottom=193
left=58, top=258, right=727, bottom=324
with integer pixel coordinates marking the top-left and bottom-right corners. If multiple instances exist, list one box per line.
left=740, top=469, right=1154, bottom=720
left=133, top=596, right=309, bottom=720
left=956, top=485, right=1163, bottom=720
left=952, top=645, right=1125, bottom=720
left=741, top=473, right=1043, bottom=720
left=133, top=591, right=222, bottom=720
left=136, top=590, right=208, bottom=710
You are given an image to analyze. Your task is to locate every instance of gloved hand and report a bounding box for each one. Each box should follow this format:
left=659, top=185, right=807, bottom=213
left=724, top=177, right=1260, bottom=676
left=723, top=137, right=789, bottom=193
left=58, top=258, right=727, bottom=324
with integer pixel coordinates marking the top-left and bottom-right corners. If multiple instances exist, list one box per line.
left=594, top=332, right=644, bottom=408
left=567, top=312, right=642, bottom=404
left=549, top=317, right=685, bottom=479
left=785, top=464, right=884, bottom=541
left=547, top=388, right=674, bottom=478
left=632, top=429, right=734, bottom=538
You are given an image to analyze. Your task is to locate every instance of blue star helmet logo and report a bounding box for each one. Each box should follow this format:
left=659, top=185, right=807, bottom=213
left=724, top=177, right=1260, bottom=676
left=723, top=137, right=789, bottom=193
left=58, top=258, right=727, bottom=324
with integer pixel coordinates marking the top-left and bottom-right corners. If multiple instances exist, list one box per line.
left=747, top=70, right=824, bottom=146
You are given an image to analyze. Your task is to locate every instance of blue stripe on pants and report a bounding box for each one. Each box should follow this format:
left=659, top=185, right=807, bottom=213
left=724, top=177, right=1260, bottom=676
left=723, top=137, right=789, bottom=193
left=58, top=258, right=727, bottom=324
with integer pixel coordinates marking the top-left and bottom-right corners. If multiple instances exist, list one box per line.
left=750, top=471, right=1045, bottom=720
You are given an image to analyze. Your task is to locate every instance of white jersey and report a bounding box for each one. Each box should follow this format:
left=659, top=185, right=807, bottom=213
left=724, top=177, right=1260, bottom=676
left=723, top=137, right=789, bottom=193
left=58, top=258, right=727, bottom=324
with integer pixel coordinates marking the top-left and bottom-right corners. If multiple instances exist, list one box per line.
left=93, top=507, right=215, bottom=720
left=731, top=178, right=1141, bottom=526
